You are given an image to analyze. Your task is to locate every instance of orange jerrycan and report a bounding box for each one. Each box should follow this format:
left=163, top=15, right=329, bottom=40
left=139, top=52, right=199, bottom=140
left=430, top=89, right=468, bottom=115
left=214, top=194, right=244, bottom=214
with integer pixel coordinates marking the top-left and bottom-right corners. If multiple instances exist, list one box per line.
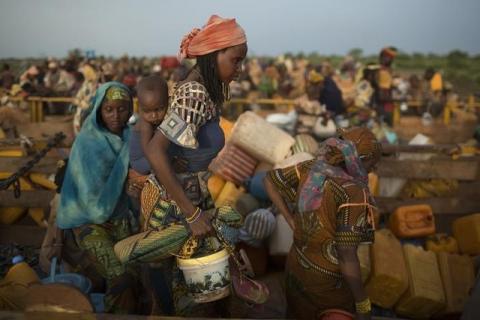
left=389, top=204, right=435, bottom=238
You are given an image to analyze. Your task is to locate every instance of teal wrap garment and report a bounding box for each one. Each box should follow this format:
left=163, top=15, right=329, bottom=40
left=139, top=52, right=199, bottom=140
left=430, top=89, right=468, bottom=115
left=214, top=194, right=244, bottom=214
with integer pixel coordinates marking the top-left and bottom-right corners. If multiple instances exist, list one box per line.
left=57, top=82, right=132, bottom=229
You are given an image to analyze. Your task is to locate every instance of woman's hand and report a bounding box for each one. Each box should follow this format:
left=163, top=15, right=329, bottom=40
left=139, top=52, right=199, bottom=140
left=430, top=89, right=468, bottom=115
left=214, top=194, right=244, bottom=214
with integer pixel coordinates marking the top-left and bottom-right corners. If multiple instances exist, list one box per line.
left=188, top=210, right=214, bottom=238
left=46, top=227, right=64, bottom=261
left=126, top=169, right=146, bottom=198
left=46, top=244, right=63, bottom=261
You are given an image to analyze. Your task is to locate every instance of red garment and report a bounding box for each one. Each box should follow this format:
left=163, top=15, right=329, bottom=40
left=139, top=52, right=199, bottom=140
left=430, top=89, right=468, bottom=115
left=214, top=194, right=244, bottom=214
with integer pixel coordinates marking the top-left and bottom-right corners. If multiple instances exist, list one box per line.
left=178, top=15, right=246, bottom=60
left=122, top=74, right=137, bottom=88
left=160, top=56, right=180, bottom=70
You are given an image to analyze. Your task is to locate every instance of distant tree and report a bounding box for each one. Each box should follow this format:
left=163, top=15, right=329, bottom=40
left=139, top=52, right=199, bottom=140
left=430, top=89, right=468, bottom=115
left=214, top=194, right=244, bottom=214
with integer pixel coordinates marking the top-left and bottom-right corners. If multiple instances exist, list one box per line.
left=447, top=50, right=469, bottom=68
left=296, top=52, right=306, bottom=59
left=348, top=48, right=363, bottom=59
left=68, top=48, right=83, bottom=59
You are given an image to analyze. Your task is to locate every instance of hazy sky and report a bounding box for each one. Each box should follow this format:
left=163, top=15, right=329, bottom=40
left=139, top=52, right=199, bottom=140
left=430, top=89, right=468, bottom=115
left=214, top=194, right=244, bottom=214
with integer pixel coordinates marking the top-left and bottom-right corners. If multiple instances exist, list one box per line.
left=1, top=0, right=479, bottom=58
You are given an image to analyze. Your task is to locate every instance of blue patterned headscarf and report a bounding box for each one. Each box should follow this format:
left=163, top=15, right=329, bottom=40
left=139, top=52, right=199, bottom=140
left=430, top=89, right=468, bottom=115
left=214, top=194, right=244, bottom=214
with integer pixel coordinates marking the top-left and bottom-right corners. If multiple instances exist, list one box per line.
left=57, top=82, right=132, bottom=229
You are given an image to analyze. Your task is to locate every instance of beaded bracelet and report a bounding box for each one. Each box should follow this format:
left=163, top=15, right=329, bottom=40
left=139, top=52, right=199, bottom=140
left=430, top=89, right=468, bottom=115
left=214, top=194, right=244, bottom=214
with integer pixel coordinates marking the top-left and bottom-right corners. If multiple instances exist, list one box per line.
left=355, top=298, right=371, bottom=314
left=188, top=209, right=203, bottom=224
left=185, top=207, right=201, bottom=224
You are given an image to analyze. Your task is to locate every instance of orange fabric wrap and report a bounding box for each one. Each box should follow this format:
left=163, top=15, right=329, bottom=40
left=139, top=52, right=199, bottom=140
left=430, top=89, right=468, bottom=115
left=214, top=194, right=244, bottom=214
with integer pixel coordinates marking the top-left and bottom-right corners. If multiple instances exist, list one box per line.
left=178, top=15, right=247, bottom=60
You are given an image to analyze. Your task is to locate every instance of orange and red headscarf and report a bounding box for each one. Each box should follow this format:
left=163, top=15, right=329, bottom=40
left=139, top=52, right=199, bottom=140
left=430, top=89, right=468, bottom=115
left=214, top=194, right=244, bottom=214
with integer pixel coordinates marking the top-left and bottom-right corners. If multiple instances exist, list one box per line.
left=178, top=15, right=247, bottom=61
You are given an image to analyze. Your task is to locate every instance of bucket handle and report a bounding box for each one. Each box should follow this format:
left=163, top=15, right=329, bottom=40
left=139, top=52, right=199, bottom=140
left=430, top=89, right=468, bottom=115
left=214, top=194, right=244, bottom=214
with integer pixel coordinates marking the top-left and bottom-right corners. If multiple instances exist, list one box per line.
left=49, top=257, right=66, bottom=282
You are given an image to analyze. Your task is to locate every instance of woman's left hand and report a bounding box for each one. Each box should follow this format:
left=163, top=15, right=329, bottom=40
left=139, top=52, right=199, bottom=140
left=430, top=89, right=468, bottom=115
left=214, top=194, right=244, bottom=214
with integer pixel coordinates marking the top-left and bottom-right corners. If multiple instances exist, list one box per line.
left=126, top=169, right=147, bottom=198
left=189, top=210, right=214, bottom=238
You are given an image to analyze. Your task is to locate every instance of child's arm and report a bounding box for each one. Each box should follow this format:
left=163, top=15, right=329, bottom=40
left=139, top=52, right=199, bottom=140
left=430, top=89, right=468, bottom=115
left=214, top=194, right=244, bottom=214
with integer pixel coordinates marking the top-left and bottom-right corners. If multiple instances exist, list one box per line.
left=139, top=117, right=155, bottom=153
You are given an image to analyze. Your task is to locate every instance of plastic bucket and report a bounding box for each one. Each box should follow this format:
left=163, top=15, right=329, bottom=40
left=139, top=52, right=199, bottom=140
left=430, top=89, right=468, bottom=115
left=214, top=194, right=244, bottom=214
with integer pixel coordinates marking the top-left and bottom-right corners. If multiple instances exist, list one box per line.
left=41, top=257, right=92, bottom=295
left=177, top=249, right=230, bottom=303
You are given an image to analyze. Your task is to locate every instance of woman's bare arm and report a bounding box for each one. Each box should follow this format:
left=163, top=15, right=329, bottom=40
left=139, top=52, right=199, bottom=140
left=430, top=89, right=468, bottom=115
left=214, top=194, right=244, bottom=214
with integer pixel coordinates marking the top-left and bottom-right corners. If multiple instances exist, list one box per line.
left=264, top=176, right=295, bottom=230
left=144, top=131, right=212, bottom=237
left=337, top=246, right=371, bottom=320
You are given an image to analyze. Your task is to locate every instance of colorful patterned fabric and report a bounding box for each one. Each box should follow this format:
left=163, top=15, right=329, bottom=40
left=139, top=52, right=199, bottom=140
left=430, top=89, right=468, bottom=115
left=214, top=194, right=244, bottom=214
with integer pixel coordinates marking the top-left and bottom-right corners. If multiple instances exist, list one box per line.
left=74, top=214, right=138, bottom=314
left=266, top=159, right=376, bottom=317
left=57, top=82, right=132, bottom=229
left=159, top=81, right=218, bottom=149
left=298, top=137, right=368, bottom=214
left=114, top=173, right=242, bottom=263
left=105, top=86, right=130, bottom=101
left=113, top=175, right=243, bottom=316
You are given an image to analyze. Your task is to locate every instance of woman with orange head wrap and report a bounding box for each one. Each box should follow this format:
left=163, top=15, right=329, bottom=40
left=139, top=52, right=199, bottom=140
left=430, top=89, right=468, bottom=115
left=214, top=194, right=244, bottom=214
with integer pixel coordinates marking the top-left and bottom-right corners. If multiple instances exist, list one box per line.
left=114, top=15, right=253, bottom=316
left=265, top=127, right=381, bottom=320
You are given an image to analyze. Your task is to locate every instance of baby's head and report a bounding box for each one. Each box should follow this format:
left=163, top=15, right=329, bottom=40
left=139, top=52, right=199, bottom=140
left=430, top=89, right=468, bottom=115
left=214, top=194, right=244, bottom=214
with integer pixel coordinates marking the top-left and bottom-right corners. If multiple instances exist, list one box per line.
left=136, top=75, right=169, bottom=126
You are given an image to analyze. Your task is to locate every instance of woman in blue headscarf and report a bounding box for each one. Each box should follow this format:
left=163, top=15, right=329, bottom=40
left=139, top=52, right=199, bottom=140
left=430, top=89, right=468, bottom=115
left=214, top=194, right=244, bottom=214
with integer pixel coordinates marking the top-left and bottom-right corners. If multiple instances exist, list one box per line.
left=56, top=82, right=138, bottom=314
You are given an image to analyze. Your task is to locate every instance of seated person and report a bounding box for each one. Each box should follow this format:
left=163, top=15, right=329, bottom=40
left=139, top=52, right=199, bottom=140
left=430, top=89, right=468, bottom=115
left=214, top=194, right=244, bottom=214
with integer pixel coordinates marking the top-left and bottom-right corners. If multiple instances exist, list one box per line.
left=56, top=82, right=138, bottom=314
left=127, top=75, right=169, bottom=203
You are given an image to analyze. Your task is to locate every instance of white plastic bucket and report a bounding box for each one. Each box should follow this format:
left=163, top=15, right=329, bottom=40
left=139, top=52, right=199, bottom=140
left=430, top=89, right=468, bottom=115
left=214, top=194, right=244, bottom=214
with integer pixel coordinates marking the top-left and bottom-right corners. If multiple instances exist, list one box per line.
left=177, top=248, right=231, bottom=303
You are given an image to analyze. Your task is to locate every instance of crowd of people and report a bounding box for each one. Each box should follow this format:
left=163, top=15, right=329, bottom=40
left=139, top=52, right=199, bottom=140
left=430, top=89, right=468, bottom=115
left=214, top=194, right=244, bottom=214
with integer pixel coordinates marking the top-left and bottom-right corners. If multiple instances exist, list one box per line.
left=0, top=41, right=452, bottom=130
left=0, top=14, right=466, bottom=320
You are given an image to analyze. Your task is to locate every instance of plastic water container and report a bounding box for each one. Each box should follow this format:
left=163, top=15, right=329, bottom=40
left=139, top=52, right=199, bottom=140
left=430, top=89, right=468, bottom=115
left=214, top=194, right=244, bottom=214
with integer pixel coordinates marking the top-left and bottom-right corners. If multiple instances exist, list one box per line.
left=365, top=229, right=408, bottom=308
left=41, top=257, right=92, bottom=295
left=437, top=252, right=475, bottom=314
left=389, top=204, right=435, bottom=238
left=292, top=134, right=319, bottom=155
left=395, top=245, right=446, bottom=318
left=274, top=152, right=314, bottom=169
left=4, top=255, right=40, bottom=286
left=230, top=111, right=295, bottom=164
left=207, top=175, right=226, bottom=201
left=246, top=172, right=269, bottom=201
left=214, top=181, right=245, bottom=208
left=208, top=143, right=257, bottom=186
left=452, top=213, right=480, bottom=255
left=313, top=118, right=337, bottom=139
left=357, top=244, right=371, bottom=283
left=426, top=234, right=459, bottom=254
left=177, top=249, right=230, bottom=303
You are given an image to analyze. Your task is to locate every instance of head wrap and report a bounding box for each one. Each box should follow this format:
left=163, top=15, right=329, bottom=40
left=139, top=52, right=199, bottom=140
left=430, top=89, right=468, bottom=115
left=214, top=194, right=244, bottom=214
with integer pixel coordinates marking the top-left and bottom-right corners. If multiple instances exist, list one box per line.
left=105, top=86, right=130, bottom=102
left=381, top=47, right=397, bottom=59
left=297, top=127, right=381, bottom=213
left=178, top=14, right=247, bottom=61
left=325, top=127, right=382, bottom=166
